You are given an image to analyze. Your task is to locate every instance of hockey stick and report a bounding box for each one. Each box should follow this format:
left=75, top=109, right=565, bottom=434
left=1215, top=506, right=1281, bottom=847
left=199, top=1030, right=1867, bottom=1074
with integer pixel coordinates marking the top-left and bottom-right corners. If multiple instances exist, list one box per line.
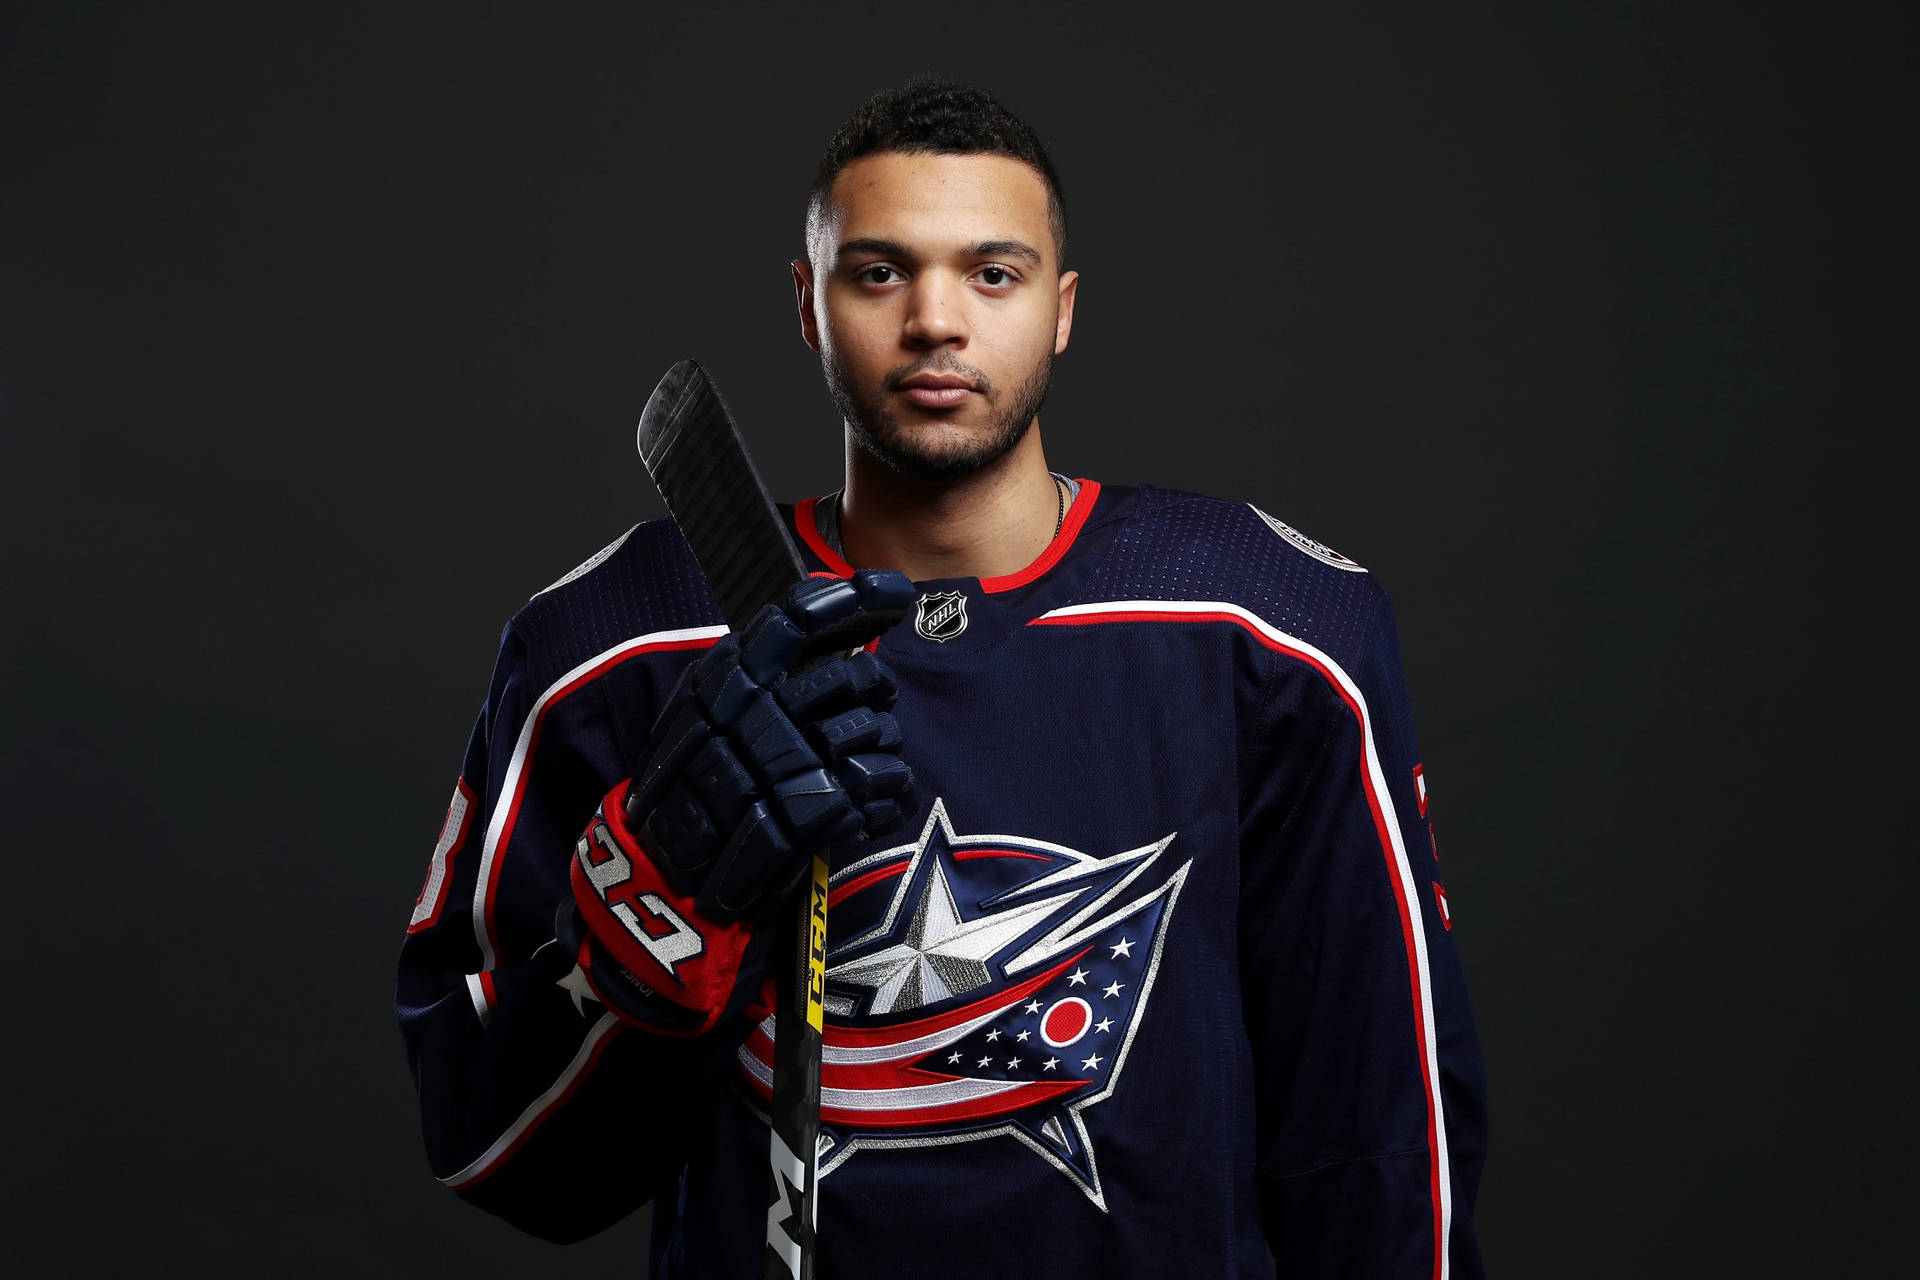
left=635, top=359, right=828, bottom=1280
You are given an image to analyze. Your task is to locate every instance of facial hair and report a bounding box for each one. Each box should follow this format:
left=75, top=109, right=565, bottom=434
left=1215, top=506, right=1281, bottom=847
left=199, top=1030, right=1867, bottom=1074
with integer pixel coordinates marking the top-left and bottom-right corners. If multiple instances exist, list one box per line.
left=825, top=345, right=1053, bottom=480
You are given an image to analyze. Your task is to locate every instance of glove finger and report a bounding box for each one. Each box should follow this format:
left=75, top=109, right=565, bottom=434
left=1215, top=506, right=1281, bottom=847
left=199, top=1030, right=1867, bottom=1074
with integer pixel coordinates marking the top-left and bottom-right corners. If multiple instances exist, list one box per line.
left=704, top=800, right=799, bottom=920
left=779, top=653, right=898, bottom=722
left=809, top=707, right=902, bottom=765
left=857, top=795, right=908, bottom=836
left=775, top=657, right=857, bottom=722
left=737, top=602, right=809, bottom=686
left=783, top=576, right=865, bottom=634
left=679, top=733, right=760, bottom=828
left=872, top=772, right=919, bottom=839
left=655, top=642, right=711, bottom=713
left=846, top=754, right=917, bottom=841
left=628, top=700, right=716, bottom=821
left=695, top=649, right=771, bottom=729
left=785, top=572, right=914, bottom=658
left=769, top=766, right=863, bottom=847
left=842, top=650, right=898, bottom=708
left=850, top=567, right=917, bottom=617
left=730, top=685, right=828, bottom=786
left=838, top=751, right=915, bottom=803
left=688, top=632, right=743, bottom=690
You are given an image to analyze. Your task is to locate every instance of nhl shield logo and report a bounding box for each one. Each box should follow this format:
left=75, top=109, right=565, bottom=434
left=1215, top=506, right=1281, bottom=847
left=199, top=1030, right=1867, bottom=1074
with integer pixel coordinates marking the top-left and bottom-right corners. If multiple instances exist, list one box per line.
left=914, top=591, right=968, bottom=642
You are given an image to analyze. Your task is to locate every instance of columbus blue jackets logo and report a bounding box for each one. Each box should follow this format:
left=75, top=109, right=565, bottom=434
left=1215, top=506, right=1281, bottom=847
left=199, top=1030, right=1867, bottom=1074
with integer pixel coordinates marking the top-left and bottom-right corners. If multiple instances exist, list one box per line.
left=737, top=799, right=1190, bottom=1210
left=914, top=591, right=968, bottom=641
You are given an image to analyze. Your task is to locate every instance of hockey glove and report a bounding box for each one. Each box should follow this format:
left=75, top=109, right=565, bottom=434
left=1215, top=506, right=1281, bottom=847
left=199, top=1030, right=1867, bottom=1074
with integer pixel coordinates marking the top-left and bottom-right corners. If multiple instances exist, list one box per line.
left=566, top=569, right=918, bottom=1033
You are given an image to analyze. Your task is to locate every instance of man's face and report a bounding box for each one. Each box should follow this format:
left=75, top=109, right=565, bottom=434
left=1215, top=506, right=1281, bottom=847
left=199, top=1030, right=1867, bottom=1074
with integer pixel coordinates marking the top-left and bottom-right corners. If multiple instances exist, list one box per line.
left=794, top=152, right=1078, bottom=479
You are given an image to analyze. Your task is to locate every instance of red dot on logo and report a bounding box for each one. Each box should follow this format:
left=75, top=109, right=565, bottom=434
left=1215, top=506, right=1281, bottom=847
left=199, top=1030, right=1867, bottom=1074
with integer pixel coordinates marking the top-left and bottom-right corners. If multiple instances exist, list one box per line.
left=1041, top=997, right=1093, bottom=1048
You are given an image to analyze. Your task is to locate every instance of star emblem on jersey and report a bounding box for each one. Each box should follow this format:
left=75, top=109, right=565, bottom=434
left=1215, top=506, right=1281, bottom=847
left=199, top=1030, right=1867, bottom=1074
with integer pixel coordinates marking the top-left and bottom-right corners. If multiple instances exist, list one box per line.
left=913, top=590, right=968, bottom=642
left=556, top=963, right=600, bottom=1016
left=735, top=798, right=1191, bottom=1211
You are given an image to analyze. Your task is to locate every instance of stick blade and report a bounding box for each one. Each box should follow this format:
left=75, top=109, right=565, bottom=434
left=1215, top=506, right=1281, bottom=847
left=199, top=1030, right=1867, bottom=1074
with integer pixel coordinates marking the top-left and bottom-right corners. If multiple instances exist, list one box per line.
left=637, top=359, right=810, bottom=632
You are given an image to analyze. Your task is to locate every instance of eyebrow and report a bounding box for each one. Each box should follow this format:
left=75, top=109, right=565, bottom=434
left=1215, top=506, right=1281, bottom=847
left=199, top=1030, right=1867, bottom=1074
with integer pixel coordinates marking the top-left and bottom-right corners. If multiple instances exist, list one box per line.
left=968, top=238, right=1044, bottom=266
left=835, top=236, right=1045, bottom=267
left=835, top=237, right=911, bottom=264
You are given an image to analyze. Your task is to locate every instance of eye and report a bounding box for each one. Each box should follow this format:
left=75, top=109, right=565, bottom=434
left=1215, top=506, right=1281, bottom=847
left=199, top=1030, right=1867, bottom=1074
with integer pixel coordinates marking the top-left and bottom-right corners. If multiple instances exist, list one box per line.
left=976, top=265, right=1017, bottom=288
left=856, top=264, right=901, bottom=285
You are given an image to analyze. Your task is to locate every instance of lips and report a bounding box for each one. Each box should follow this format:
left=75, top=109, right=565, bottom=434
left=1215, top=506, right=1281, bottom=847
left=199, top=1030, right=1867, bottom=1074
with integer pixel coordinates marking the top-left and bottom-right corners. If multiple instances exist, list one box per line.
left=896, top=373, right=977, bottom=409
left=901, top=385, right=973, bottom=408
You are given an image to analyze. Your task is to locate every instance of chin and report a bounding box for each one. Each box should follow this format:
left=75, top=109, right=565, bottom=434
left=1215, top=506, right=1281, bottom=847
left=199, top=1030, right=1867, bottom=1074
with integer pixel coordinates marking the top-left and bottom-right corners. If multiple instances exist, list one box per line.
left=855, top=418, right=1030, bottom=480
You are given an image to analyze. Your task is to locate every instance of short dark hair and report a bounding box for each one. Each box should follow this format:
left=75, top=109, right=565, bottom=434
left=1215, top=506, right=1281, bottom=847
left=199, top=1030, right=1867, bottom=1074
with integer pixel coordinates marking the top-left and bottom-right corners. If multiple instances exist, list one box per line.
left=806, top=78, right=1068, bottom=267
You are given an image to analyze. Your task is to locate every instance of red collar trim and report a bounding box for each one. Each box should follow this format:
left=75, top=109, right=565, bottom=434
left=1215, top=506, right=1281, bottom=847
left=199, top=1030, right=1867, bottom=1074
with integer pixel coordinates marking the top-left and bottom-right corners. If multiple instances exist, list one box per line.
left=793, top=495, right=856, bottom=576
left=980, top=477, right=1101, bottom=592
left=793, top=479, right=1102, bottom=593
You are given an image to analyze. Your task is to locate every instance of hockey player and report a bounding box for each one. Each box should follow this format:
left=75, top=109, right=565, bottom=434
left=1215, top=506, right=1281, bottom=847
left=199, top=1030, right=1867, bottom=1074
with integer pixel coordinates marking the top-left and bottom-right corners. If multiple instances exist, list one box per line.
left=398, top=79, right=1488, bottom=1278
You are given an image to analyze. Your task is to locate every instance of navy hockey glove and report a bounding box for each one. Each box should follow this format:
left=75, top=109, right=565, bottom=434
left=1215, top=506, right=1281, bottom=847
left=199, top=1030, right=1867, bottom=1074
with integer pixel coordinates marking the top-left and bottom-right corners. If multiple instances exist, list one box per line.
left=567, top=570, right=918, bottom=1033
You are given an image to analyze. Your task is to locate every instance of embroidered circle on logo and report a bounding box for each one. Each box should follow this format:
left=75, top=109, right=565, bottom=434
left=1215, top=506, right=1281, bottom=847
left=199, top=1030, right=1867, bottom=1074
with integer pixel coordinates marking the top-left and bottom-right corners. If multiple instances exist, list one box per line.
left=1040, top=997, right=1093, bottom=1048
left=914, top=590, right=969, bottom=642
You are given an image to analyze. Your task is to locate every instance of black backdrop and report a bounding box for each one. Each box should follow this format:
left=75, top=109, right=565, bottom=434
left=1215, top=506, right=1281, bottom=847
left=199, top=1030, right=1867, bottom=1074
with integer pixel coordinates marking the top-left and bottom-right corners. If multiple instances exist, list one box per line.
left=2, top=2, right=1910, bottom=1275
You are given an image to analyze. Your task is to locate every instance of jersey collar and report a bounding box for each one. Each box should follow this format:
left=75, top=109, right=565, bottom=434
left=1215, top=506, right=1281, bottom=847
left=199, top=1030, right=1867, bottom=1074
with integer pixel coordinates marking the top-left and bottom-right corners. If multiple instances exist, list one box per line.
left=792, top=479, right=1103, bottom=592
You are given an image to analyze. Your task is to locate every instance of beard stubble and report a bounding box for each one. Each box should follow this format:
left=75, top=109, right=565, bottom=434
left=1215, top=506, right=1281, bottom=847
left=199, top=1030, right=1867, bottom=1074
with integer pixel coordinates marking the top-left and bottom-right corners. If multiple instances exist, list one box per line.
left=825, top=345, right=1054, bottom=480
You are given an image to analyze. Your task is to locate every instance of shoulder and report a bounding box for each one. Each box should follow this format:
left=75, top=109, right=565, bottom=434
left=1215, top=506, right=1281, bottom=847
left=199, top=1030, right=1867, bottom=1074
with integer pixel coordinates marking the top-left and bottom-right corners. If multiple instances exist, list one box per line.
left=500, top=518, right=725, bottom=690
left=1075, top=483, right=1387, bottom=668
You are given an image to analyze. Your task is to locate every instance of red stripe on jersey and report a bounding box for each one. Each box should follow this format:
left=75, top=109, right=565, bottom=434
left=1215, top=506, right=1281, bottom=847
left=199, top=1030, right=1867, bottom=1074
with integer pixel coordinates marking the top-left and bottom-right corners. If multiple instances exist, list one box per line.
left=952, top=847, right=1052, bottom=863
left=1030, top=604, right=1450, bottom=1278
left=828, top=861, right=909, bottom=908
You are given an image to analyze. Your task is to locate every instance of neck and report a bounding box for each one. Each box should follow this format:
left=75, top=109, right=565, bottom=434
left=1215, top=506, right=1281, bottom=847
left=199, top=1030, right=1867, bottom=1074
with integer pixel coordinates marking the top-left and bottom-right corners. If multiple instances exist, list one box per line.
left=838, top=421, right=1061, bottom=582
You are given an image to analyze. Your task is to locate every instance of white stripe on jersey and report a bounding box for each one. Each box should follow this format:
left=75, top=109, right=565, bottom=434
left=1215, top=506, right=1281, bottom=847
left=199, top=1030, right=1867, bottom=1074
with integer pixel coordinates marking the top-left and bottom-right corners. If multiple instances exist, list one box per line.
left=442, top=1011, right=623, bottom=1188
left=1033, top=599, right=1453, bottom=1280
left=464, top=972, right=492, bottom=1029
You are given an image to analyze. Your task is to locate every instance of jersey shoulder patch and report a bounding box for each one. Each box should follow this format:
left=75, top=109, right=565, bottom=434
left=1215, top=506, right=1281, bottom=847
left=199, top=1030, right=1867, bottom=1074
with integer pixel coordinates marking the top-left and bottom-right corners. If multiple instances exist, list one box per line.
left=1247, top=504, right=1366, bottom=572
left=532, top=524, right=638, bottom=600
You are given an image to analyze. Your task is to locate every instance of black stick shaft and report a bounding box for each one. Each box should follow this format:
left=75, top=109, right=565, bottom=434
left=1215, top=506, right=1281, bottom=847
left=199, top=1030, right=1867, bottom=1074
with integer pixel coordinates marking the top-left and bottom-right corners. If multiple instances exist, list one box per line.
left=634, top=360, right=827, bottom=1278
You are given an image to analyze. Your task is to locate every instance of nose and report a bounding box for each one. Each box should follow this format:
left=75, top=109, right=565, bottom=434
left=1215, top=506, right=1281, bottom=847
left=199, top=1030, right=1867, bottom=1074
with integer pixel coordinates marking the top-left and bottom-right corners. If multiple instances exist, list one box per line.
left=901, top=272, right=968, bottom=350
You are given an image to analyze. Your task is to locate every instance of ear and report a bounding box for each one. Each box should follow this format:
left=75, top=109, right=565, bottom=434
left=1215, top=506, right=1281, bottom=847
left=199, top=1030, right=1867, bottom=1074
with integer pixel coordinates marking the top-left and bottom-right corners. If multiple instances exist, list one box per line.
left=791, top=259, right=821, bottom=352
left=1053, top=269, right=1079, bottom=356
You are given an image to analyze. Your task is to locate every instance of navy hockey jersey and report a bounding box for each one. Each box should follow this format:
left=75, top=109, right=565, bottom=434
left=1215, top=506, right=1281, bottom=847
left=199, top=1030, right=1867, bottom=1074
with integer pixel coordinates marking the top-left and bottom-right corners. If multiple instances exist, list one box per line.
left=397, top=481, right=1488, bottom=1278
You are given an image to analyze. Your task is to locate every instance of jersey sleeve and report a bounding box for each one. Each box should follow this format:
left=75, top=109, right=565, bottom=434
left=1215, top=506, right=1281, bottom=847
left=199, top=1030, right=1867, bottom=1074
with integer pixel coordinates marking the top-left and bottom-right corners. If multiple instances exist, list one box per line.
left=1238, top=593, right=1488, bottom=1279
left=394, top=620, right=741, bottom=1242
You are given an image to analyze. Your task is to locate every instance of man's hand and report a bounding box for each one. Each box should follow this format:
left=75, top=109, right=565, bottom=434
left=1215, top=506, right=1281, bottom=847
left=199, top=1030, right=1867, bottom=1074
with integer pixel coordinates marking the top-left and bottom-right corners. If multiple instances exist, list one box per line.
left=562, top=569, right=917, bottom=1032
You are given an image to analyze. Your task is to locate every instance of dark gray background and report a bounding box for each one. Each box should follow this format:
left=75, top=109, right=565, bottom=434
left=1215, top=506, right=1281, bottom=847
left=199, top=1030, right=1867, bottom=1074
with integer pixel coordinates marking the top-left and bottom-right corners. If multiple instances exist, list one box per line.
left=2, top=1, right=1910, bottom=1275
